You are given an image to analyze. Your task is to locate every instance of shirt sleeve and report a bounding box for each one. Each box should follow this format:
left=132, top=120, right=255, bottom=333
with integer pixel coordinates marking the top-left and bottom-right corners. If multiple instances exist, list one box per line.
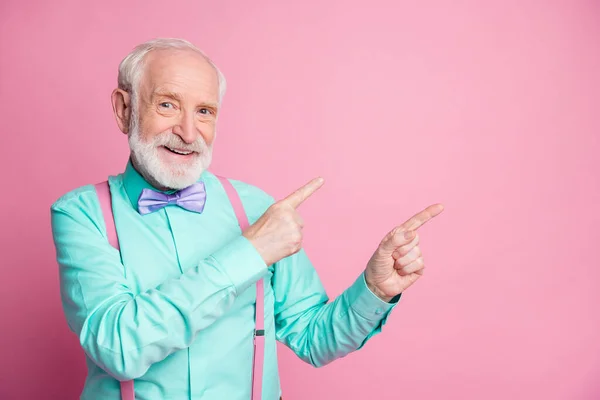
left=273, top=248, right=401, bottom=368
left=50, top=190, right=268, bottom=381
left=236, top=184, right=401, bottom=367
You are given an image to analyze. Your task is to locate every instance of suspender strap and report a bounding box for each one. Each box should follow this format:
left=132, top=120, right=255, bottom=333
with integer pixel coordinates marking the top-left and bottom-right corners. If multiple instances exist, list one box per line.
left=216, top=176, right=265, bottom=400
left=95, top=182, right=119, bottom=251
left=94, top=182, right=132, bottom=400
left=94, top=178, right=265, bottom=400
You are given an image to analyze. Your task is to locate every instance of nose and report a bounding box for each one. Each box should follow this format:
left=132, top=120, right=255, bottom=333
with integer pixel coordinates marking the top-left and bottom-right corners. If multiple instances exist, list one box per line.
left=172, top=110, right=197, bottom=144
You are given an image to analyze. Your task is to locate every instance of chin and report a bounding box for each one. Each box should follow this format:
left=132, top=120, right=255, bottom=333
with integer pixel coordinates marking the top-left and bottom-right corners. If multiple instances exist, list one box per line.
left=149, top=151, right=212, bottom=190
left=161, top=165, right=205, bottom=189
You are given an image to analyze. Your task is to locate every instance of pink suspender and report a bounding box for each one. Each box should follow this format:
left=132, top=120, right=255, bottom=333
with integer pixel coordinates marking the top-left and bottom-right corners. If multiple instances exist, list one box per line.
left=94, top=182, right=135, bottom=400
left=94, top=178, right=265, bottom=400
left=216, top=176, right=265, bottom=400
left=94, top=181, right=120, bottom=251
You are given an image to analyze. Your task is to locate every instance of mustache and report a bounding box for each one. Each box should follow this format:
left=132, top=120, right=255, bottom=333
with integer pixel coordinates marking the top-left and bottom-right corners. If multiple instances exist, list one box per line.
left=153, top=133, right=209, bottom=153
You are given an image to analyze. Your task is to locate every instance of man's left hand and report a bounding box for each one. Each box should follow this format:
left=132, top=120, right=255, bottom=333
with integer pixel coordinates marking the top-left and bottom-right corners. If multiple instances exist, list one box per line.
left=364, top=204, right=444, bottom=302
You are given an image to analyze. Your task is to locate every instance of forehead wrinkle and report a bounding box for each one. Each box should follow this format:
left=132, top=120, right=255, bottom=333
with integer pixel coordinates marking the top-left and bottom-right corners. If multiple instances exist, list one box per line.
left=152, top=88, right=183, bottom=101
left=140, top=51, right=219, bottom=105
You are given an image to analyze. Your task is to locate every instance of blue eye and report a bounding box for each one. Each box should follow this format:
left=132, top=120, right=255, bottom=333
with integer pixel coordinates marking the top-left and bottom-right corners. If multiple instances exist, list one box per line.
left=198, top=108, right=211, bottom=115
left=159, top=102, right=173, bottom=109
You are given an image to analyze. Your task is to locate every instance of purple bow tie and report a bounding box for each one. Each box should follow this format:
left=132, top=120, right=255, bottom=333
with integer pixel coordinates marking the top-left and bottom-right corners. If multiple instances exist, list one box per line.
left=137, top=182, right=207, bottom=215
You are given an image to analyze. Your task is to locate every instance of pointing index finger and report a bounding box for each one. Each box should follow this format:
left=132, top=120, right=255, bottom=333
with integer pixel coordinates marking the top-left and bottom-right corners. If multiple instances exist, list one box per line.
left=402, top=204, right=445, bottom=231
left=282, top=177, right=325, bottom=208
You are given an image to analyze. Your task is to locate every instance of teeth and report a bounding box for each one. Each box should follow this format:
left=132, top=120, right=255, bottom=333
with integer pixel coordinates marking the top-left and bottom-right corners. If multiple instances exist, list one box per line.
left=167, top=147, right=192, bottom=155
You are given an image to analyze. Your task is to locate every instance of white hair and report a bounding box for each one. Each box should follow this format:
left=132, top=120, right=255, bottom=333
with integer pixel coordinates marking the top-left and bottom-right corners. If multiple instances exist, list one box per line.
left=117, top=38, right=227, bottom=106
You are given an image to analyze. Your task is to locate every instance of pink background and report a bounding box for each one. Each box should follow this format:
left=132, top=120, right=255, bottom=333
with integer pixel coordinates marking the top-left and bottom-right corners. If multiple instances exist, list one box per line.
left=1, top=1, right=599, bottom=399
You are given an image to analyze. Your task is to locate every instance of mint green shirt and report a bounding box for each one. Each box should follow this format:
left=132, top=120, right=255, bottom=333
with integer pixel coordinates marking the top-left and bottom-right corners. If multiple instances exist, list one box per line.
left=50, top=161, right=400, bottom=400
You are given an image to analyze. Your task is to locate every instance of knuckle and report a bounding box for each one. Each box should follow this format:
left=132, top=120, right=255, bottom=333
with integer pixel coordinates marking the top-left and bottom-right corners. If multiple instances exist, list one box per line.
left=410, top=247, right=420, bottom=258
left=400, top=247, right=415, bottom=258
left=288, top=241, right=301, bottom=254
left=293, top=232, right=302, bottom=242
left=407, top=234, right=418, bottom=245
left=286, top=243, right=296, bottom=254
left=288, top=231, right=302, bottom=246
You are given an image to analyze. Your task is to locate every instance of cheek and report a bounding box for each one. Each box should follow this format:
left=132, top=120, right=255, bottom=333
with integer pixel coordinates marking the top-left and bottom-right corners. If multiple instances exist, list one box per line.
left=199, top=123, right=216, bottom=145
left=140, top=115, right=175, bottom=140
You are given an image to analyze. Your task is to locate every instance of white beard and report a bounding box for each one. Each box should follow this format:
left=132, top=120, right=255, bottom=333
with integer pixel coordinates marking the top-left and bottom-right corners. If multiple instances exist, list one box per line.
left=127, top=108, right=213, bottom=190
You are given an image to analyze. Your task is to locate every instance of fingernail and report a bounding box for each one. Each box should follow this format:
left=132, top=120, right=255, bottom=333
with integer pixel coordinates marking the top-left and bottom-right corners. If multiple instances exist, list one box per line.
left=404, top=231, right=414, bottom=240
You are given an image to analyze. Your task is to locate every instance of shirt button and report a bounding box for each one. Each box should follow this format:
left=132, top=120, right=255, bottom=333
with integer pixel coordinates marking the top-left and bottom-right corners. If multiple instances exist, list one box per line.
left=375, top=308, right=382, bottom=315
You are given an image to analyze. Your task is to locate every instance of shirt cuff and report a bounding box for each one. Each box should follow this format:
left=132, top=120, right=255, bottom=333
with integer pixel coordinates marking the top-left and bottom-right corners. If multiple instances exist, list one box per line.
left=209, top=235, right=268, bottom=294
left=346, top=272, right=401, bottom=321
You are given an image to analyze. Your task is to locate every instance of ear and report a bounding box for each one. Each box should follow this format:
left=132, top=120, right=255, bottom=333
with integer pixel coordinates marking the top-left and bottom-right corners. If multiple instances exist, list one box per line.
left=111, top=88, right=132, bottom=134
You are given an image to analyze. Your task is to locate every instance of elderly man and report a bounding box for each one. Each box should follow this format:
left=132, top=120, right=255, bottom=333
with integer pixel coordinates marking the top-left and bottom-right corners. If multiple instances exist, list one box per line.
left=51, top=38, right=443, bottom=400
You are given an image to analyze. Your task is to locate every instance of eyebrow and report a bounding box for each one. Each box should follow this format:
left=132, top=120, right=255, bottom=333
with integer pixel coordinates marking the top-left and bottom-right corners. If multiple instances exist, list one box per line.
left=152, top=90, right=183, bottom=102
left=152, top=90, right=219, bottom=109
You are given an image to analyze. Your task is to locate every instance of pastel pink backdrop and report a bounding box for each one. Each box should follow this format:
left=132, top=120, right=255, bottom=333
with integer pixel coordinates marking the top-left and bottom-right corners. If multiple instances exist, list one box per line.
left=1, top=1, right=599, bottom=399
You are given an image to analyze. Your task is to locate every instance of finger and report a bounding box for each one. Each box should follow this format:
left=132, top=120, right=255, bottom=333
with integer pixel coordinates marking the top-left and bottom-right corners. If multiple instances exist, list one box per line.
left=403, top=272, right=423, bottom=286
left=394, top=246, right=422, bottom=267
left=380, top=229, right=416, bottom=253
left=396, top=257, right=424, bottom=276
left=401, top=203, right=444, bottom=231
left=392, top=234, right=420, bottom=259
left=281, top=177, right=325, bottom=209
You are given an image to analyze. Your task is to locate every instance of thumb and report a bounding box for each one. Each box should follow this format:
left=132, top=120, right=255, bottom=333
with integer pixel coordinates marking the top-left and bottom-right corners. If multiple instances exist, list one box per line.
left=380, top=229, right=415, bottom=254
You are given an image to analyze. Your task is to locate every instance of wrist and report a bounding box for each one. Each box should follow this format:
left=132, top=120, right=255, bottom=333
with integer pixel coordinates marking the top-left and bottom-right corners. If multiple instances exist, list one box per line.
left=364, top=276, right=394, bottom=303
left=243, top=234, right=272, bottom=266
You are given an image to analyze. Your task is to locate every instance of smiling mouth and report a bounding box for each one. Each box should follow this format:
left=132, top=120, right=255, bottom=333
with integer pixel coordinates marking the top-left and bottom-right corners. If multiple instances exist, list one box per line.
left=163, top=146, right=195, bottom=156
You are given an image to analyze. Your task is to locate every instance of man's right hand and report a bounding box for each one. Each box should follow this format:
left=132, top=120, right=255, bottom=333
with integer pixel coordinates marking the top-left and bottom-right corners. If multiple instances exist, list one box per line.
left=243, top=177, right=325, bottom=266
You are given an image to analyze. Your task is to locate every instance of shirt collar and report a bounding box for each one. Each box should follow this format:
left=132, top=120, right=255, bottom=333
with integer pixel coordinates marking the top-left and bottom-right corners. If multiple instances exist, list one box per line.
left=122, top=158, right=209, bottom=211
